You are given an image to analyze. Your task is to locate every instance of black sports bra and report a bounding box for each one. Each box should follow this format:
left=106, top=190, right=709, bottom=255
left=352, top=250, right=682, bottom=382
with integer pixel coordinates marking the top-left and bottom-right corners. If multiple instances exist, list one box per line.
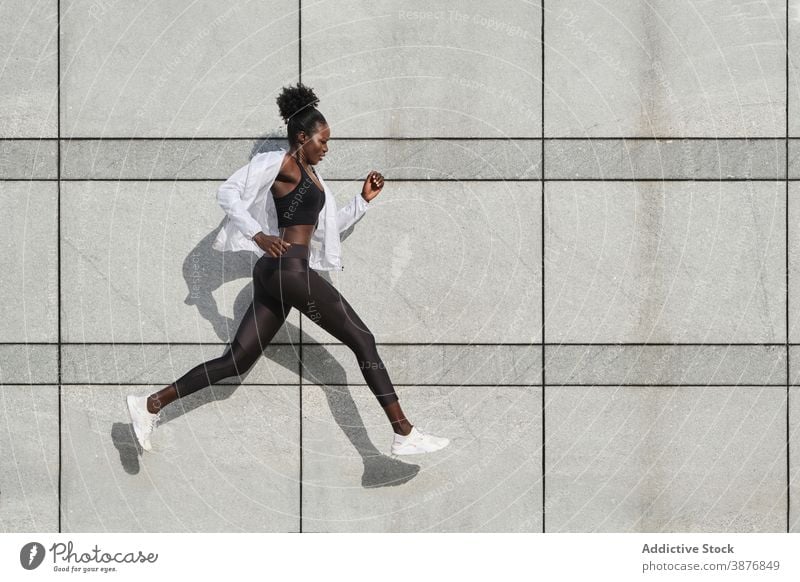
left=273, top=156, right=326, bottom=228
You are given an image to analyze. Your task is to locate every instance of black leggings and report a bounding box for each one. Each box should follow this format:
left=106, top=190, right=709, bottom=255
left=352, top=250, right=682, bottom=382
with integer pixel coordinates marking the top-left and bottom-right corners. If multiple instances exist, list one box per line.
left=171, top=244, right=399, bottom=408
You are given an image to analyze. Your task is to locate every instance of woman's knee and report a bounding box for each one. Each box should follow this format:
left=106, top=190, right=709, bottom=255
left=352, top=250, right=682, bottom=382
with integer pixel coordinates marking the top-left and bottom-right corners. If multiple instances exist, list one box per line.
left=347, top=328, right=379, bottom=358
left=223, top=342, right=260, bottom=377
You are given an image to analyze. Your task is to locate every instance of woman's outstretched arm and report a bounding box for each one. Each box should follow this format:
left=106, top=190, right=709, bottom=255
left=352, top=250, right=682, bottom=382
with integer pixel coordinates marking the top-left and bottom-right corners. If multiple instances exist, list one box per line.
left=336, top=170, right=384, bottom=234
left=336, top=192, right=370, bottom=234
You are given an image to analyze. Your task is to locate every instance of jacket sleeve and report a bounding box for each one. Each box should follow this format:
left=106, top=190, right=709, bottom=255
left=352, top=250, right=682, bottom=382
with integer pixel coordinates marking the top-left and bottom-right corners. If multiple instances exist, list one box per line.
left=216, top=158, right=263, bottom=240
left=336, top=193, right=370, bottom=235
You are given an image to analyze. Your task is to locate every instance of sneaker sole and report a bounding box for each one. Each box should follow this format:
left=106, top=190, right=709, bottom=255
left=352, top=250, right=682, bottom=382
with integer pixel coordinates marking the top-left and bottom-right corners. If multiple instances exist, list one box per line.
left=391, top=441, right=450, bottom=456
left=126, top=395, right=152, bottom=452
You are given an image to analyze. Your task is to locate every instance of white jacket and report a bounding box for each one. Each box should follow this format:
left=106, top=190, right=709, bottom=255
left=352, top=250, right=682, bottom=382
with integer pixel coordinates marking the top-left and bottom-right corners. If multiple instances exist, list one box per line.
left=211, top=148, right=370, bottom=271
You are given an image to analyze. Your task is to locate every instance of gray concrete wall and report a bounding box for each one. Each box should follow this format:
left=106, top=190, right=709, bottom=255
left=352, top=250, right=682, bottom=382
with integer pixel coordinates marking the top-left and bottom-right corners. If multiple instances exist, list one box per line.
left=0, top=0, right=798, bottom=532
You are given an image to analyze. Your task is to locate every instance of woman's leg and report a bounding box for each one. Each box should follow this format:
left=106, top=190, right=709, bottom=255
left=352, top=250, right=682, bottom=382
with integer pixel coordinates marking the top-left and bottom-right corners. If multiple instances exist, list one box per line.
left=261, top=265, right=412, bottom=435
left=146, top=273, right=292, bottom=414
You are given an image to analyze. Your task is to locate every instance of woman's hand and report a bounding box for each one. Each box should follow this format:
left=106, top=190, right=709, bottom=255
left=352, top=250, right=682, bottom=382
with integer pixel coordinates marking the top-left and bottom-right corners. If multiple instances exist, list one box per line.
left=253, top=232, right=292, bottom=257
left=361, top=170, right=384, bottom=203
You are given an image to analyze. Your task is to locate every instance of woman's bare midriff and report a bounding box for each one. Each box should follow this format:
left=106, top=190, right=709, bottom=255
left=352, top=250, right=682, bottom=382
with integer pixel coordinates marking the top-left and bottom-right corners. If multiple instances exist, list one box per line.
left=277, top=224, right=315, bottom=247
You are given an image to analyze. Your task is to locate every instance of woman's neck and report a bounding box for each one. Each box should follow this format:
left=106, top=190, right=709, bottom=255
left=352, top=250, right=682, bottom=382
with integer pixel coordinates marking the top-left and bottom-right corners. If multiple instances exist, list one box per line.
left=289, top=147, right=310, bottom=162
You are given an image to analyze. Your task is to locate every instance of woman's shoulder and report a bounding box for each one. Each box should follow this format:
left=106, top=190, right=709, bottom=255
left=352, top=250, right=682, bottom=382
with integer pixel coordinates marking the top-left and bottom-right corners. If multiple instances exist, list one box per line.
left=268, top=151, right=302, bottom=194
left=250, top=148, right=288, bottom=165
left=245, top=149, right=293, bottom=179
left=276, top=152, right=300, bottom=179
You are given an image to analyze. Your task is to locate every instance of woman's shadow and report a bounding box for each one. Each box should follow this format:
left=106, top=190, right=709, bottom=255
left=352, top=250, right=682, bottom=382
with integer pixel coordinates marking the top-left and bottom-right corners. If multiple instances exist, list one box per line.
left=113, top=138, right=419, bottom=488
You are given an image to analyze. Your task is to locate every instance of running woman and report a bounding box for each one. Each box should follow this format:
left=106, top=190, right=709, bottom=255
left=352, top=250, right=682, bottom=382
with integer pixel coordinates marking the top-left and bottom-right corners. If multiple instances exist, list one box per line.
left=126, top=82, right=449, bottom=457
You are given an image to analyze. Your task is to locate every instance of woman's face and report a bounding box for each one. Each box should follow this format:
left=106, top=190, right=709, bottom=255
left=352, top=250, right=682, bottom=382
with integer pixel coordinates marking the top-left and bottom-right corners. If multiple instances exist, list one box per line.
left=299, top=122, right=330, bottom=165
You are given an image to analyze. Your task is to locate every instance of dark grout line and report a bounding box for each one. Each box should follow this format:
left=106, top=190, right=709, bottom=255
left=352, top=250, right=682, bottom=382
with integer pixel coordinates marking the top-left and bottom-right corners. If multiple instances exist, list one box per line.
left=541, top=0, right=546, bottom=534
left=519, top=384, right=789, bottom=388
left=5, top=178, right=795, bottom=182
left=1, top=136, right=796, bottom=140
left=786, top=0, right=791, bottom=534
left=24, top=383, right=794, bottom=387
left=14, top=341, right=797, bottom=346
left=57, top=0, right=62, bottom=535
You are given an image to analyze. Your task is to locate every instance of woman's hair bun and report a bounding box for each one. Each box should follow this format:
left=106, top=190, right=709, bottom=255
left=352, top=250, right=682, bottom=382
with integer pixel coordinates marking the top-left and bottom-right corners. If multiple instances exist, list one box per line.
left=276, top=82, right=320, bottom=124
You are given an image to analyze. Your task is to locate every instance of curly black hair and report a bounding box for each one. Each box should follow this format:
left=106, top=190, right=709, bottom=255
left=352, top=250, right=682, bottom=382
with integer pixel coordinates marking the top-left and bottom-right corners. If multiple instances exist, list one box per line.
left=276, top=82, right=327, bottom=147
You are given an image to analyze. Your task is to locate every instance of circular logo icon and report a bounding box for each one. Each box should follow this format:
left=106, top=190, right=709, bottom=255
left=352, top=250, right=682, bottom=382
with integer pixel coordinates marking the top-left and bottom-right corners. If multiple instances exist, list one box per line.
left=20, top=542, right=46, bottom=570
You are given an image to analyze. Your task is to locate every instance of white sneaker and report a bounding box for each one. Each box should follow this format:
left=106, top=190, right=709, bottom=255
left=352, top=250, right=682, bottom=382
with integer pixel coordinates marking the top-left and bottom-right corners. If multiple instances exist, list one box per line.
left=126, top=394, right=160, bottom=451
left=391, top=426, right=450, bottom=456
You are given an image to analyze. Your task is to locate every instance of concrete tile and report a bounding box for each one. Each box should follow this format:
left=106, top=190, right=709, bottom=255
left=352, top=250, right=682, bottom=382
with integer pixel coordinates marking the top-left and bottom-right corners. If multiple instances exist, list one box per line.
left=546, top=0, right=785, bottom=137
left=788, top=139, right=800, bottom=177
left=61, top=139, right=285, bottom=180
left=62, top=344, right=304, bottom=385
left=0, top=385, right=59, bottom=532
left=788, top=183, right=800, bottom=343
left=319, top=139, right=541, bottom=180
left=301, top=385, right=542, bottom=532
left=545, top=386, right=786, bottom=532
left=0, top=140, right=57, bottom=178
left=303, top=181, right=541, bottom=343
left=303, top=1, right=541, bottom=137
left=61, top=138, right=542, bottom=180
left=439, top=344, right=541, bottom=385
left=60, top=180, right=301, bottom=342
left=547, top=139, right=784, bottom=180
left=0, top=1, right=57, bottom=137
left=0, top=181, right=58, bottom=342
left=60, top=1, right=297, bottom=137
left=547, top=345, right=786, bottom=386
left=0, top=345, right=58, bottom=384
left=302, top=344, right=541, bottom=388
left=788, top=346, right=800, bottom=386
left=61, top=384, right=300, bottom=532
left=545, top=181, right=785, bottom=343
